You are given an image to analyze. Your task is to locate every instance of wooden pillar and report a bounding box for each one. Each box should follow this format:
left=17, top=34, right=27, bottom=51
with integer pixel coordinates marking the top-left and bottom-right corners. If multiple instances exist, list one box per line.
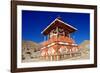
left=69, top=34, right=70, bottom=38
left=56, top=27, right=59, bottom=38
left=57, top=55, right=60, bottom=60
left=70, top=49, right=72, bottom=57
left=47, top=33, right=51, bottom=40
left=54, top=55, right=56, bottom=61
left=50, top=55, right=53, bottom=61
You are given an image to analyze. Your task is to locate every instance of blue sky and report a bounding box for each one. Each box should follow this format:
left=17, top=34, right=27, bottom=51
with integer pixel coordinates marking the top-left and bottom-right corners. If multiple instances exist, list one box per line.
left=22, top=10, right=90, bottom=44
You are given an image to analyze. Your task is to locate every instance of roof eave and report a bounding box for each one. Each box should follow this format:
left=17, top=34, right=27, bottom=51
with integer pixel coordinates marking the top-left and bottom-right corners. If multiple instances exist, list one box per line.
left=41, top=18, right=78, bottom=35
left=41, top=18, right=58, bottom=34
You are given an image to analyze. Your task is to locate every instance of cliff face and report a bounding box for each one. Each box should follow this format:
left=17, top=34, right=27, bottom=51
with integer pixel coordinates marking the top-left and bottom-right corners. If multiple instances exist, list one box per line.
left=22, top=41, right=42, bottom=62
left=22, top=41, right=42, bottom=52
left=79, top=40, right=90, bottom=49
left=79, top=40, right=90, bottom=59
left=79, top=40, right=90, bottom=53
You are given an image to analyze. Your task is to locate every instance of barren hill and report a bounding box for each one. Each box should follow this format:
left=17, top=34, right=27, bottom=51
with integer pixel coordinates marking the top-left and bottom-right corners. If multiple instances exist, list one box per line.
left=79, top=40, right=90, bottom=59
left=22, top=41, right=42, bottom=62
left=22, top=41, right=42, bottom=51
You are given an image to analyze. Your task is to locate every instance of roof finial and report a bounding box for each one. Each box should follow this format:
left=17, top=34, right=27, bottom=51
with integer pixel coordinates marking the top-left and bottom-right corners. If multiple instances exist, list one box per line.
left=57, top=16, right=61, bottom=20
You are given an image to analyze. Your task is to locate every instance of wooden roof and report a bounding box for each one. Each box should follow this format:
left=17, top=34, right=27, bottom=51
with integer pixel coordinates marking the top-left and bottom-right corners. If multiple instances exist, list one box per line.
left=41, top=18, right=77, bottom=35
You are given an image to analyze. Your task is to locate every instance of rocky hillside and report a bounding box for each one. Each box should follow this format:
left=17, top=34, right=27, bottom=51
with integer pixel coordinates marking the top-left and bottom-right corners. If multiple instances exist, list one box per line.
left=79, top=40, right=90, bottom=59
left=79, top=40, right=90, bottom=52
left=22, top=41, right=42, bottom=62
left=22, top=41, right=42, bottom=52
